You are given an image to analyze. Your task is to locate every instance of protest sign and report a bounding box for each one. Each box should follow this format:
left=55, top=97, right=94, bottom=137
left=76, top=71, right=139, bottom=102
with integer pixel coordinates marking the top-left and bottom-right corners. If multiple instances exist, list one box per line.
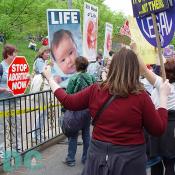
left=132, top=0, right=171, bottom=17
left=132, top=0, right=175, bottom=81
left=128, top=16, right=157, bottom=64
left=7, top=56, right=30, bottom=95
left=83, top=2, right=98, bottom=62
left=136, top=4, right=175, bottom=48
left=47, top=9, right=82, bottom=88
left=103, top=23, right=113, bottom=59
left=120, top=20, right=131, bottom=38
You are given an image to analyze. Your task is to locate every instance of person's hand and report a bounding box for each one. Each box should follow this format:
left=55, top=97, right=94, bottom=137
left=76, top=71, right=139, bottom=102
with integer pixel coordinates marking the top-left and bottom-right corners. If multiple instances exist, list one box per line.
left=130, top=42, right=137, bottom=53
left=43, top=65, right=52, bottom=80
left=159, top=79, right=171, bottom=97
left=54, top=75, right=62, bottom=84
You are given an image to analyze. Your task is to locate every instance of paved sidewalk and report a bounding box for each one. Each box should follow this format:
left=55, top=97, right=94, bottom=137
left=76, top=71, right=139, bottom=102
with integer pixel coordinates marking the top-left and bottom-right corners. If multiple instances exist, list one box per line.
left=1, top=137, right=151, bottom=175
left=1, top=138, right=84, bottom=175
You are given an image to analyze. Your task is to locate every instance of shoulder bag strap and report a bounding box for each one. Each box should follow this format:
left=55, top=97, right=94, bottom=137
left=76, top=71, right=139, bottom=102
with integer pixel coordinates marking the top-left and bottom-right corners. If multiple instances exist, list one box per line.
left=92, top=95, right=118, bottom=126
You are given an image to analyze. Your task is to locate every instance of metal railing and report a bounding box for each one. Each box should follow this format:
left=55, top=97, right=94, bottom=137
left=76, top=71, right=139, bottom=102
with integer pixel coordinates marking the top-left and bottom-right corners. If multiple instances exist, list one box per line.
left=0, top=90, right=63, bottom=162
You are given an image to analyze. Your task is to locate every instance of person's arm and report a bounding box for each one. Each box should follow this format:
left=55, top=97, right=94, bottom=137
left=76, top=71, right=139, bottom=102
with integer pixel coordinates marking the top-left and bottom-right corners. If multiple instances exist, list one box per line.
left=130, top=42, right=157, bottom=85
left=43, top=65, right=92, bottom=110
left=142, top=93, right=167, bottom=136
left=54, top=85, right=92, bottom=111
left=142, top=80, right=171, bottom=136
left=35, top=59, right=45, bottom=74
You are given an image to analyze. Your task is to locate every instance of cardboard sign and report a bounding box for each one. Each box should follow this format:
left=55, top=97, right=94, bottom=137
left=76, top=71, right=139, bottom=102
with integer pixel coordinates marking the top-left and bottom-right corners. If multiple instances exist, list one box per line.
left=8, top=56, right=30, bottom=95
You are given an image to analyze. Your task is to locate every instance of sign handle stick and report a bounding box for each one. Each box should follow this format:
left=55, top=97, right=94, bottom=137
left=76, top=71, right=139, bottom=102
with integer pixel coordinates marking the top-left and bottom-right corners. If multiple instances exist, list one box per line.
left=151, top=14, right=166, bottom=81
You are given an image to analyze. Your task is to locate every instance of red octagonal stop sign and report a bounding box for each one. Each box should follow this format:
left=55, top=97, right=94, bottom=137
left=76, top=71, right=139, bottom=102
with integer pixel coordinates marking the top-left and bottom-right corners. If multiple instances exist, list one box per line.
left=8, top=56, right=30, bottom=95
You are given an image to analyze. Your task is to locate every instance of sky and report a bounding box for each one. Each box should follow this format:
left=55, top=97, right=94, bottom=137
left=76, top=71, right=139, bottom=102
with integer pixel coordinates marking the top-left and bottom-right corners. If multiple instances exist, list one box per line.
left=104, top=0, right=133, bottom=16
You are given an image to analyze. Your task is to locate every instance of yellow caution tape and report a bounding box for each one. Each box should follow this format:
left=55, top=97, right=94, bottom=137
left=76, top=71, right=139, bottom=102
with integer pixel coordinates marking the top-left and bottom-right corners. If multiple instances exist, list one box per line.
left=0, top=103, right=61, bottom=118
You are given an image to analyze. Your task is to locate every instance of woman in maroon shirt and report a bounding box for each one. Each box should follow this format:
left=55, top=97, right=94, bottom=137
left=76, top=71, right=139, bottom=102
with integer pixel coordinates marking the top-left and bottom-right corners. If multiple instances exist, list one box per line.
left=43, top=48, right=171, bottom=175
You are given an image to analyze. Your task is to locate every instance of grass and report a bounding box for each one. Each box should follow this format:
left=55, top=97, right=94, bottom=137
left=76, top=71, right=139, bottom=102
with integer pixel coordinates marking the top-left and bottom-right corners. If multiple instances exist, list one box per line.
left=0, top=38, right=42, bottom=73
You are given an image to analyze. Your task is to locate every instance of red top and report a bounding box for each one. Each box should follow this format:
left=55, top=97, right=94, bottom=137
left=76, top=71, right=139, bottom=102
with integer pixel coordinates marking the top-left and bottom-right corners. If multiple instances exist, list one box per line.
left=54, top=84, right=168, bottom=146
left=42, top=38, right=48, bottom=46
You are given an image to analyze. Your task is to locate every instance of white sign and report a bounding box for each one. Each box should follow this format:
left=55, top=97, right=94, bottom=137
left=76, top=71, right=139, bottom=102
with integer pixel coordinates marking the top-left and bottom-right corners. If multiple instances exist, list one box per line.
left=83, top=2, right=98, bottom=62
left=103, top=23, right=113, bottom=59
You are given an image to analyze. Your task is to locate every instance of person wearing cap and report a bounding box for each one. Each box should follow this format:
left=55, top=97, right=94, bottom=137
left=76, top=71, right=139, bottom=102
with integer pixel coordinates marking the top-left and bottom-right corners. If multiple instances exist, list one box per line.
left=33, top=46, right=50, bottom=75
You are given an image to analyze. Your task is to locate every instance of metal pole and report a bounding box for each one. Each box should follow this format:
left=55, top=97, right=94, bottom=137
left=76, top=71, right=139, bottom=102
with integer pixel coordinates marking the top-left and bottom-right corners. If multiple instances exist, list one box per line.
left=68, top=0, right=72, bottom=9
left=151, top=14, right=166, bottom=81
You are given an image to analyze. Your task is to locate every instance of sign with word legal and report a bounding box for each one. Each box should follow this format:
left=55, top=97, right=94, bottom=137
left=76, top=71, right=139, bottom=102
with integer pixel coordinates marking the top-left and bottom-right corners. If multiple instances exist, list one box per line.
left=136, top=2, right=175, bottom=47
left=132, top=0, right=171, bottom=17
left=103, top=23, right=113, bottom=59
left=7, top=56, right=30, bottom=95
left=83, top=2, right=98, bottom=62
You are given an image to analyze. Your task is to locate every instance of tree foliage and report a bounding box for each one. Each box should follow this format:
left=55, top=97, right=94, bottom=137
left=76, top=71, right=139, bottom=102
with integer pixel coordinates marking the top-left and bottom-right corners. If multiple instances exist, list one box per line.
left=0, top=0, right=126, bottom=48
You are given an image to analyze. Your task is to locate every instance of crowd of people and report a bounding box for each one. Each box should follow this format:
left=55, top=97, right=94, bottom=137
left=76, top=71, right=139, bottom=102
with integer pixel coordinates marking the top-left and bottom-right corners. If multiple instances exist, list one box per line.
left=0, top=30, right=175, bottom=174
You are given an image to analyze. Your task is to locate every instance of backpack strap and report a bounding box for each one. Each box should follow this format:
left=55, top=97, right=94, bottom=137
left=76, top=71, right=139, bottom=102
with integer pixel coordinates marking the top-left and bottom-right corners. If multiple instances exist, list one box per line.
left=92, top=95, right=119, bottom=126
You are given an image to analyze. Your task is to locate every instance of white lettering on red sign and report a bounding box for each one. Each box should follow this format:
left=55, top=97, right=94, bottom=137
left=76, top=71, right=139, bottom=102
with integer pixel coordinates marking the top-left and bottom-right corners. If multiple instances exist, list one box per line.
left=12, top=81, right=27, bottom=90
left=8, top=57, right=30, bottom=95
left=12, top=64, right=28, bottom=72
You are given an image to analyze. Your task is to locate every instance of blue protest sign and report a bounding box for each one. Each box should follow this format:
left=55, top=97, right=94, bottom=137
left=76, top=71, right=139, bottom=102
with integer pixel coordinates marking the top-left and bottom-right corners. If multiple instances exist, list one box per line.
left=132, top=0, right=171, bottom=17
left=136, top=3, right=175, bottom=47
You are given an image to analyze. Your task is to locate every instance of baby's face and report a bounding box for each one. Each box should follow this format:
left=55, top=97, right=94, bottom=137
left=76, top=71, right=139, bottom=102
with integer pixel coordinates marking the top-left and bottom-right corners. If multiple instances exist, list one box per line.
left=53, top=37, right=77, bottom=74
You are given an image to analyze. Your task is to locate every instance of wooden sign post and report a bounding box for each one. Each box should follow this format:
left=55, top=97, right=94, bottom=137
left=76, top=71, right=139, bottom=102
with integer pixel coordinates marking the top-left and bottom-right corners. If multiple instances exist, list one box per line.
left=151, top=14, right=166, bottom=81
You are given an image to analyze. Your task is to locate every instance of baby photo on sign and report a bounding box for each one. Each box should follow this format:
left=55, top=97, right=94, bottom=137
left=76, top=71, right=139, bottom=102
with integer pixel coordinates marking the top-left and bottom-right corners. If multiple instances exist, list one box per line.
left=47, top=9, right=82, bottom=88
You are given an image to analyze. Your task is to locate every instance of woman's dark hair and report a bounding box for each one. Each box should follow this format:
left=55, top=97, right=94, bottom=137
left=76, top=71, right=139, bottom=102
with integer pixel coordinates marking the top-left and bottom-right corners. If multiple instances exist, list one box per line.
left=51, top=29, right=76, bottom=61
left=75, top=56, right=89, bottom=72
left=101, top=47, right=144, bottom=97
left=2, top=44, right=17, bottom=59
left=165, top=59, right=175, bottom=83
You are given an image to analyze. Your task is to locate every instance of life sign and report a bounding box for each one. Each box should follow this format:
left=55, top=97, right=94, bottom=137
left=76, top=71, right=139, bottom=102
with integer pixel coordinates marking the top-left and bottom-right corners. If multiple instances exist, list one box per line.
left=8, top=56, right=30, bottom=95
left=132, top=0, right=171, bottom=17
left=136, top=3, right=175, bottom=47
left=47, top=10, right=80, bottom=25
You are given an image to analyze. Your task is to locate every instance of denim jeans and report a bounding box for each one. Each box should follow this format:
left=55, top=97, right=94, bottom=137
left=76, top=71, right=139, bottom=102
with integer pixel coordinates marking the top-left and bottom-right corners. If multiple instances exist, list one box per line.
left=66, top=117, right=91, bottom=163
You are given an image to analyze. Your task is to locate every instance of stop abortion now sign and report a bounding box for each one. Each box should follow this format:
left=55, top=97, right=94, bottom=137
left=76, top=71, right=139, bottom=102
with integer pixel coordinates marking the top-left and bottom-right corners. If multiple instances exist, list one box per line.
left=7, top=56, right=30, bottom=95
